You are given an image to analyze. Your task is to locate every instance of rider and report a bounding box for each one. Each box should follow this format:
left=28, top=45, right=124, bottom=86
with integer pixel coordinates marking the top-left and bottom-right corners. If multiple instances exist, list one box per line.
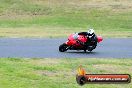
left=78, top=28, right=97, bottom=51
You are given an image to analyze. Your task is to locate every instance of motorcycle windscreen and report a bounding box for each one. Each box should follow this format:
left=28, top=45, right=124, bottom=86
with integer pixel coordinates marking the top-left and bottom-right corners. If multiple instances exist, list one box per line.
left=66, top=34, right=77, bottom=45
left=68, top=34, right=75, bottom=41
left=97, top=36, right=103, bottom=43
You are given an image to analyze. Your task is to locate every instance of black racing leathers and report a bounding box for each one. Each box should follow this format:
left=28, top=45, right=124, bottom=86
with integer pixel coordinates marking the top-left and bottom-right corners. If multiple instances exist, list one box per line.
left=78, top=32, right=97, bottom=51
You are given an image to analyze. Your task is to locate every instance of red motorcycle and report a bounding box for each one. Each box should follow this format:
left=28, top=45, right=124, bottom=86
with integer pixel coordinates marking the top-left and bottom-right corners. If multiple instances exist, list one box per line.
left=59, top=33, right=103, bottom=52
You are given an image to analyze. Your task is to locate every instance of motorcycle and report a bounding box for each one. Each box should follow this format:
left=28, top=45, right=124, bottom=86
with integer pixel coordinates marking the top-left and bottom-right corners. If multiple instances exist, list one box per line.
left=59, top=33, right=103, bottom=52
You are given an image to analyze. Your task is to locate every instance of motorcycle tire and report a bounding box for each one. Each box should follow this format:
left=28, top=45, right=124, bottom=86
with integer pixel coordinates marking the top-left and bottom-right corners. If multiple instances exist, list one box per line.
left=59, top=43, right=68, bottom=52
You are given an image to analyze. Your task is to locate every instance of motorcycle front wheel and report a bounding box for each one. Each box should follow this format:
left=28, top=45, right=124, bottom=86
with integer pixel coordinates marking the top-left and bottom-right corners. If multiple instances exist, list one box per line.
left=59, top=43, right=68, bottom=52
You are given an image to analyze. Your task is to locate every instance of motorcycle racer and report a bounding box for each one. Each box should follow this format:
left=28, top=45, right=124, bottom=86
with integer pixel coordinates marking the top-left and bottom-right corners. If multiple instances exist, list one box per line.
left=59, top=28, right=103, bottom=52
left=77, top=29, right=97, bottom=51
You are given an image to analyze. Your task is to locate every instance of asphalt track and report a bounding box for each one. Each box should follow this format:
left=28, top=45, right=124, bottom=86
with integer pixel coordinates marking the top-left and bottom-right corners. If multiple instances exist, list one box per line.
left=0, top=38, right=132, bottom=58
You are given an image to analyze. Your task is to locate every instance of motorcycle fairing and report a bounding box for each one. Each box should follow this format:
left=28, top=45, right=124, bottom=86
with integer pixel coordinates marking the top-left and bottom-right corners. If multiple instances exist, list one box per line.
left=97, top=36, right=103, bottom=43
left=65, top=34, right=87, bottom=47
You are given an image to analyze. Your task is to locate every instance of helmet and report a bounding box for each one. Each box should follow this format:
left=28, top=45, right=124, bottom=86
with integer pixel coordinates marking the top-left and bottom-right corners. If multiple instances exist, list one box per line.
left=87, top=29, right=94, bottom=38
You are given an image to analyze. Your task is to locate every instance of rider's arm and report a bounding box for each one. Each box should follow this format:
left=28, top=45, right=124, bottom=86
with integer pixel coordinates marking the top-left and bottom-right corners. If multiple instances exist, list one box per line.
left=78, top=32, right=88, bottom=36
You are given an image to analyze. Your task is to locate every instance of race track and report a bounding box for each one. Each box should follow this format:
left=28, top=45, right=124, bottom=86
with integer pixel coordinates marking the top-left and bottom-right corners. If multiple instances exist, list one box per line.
left=0, top=38, right=132, bottom=58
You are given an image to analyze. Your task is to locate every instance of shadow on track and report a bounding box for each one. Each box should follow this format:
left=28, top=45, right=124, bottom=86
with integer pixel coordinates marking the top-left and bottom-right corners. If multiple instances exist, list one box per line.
left=66, top=51, right=99, bottom=55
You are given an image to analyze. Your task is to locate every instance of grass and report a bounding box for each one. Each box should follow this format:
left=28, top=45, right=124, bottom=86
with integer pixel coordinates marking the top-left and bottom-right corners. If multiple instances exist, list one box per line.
left=0, top=0, right=132, bottom=38
left=0, top=58, right=132, bottom=88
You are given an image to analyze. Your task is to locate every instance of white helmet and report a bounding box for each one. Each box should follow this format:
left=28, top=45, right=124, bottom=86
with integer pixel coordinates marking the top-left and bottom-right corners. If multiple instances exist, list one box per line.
left=87, top=29, right=95, bottom=38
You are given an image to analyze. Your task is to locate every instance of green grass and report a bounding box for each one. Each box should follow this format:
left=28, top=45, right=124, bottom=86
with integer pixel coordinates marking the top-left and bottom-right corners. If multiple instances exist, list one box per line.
left=0, top=58, right=132, bottom=88
left=0, top=0, right=132, bottom=38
